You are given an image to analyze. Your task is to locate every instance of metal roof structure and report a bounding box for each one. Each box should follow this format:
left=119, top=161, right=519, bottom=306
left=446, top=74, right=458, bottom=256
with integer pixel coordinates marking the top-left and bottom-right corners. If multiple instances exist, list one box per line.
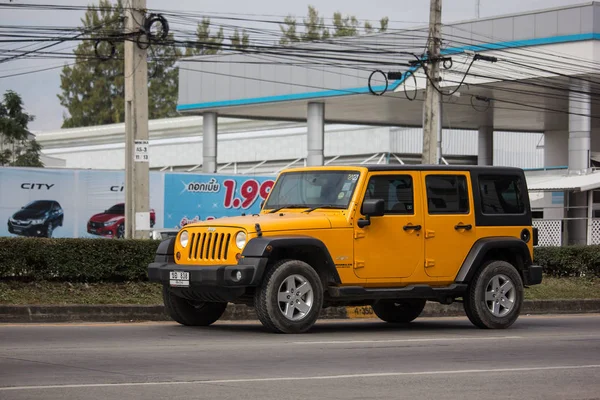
left=527, top=170, right=600, bottom=192
left=177, top=2, right=600, bottom=133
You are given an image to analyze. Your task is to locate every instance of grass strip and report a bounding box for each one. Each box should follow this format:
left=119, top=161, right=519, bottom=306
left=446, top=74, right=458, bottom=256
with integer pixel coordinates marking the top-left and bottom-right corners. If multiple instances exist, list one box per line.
left=1, top=277, right=599, bottom=305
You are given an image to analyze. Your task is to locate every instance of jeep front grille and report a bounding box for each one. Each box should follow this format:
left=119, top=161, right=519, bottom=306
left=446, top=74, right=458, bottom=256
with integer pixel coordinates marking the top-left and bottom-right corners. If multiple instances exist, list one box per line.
left=188, top=232, right=231, bottom=261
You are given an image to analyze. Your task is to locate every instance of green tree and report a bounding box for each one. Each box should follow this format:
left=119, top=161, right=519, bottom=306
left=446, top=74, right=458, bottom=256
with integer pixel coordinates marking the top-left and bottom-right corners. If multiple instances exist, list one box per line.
left=185, top=17, right=224, bottom=56
left=279, top=15, right=300, bottom=45
left=58, top=0, right=180, bottom=128
left=280, top=6, right=389, bottom=43
left=230, top=28, right=250, bottom=50
left=332, top=12, right=359, bottom=37
left=379, top=17, right=389, bottom=33
left=0, top=90, right=43, bottom=167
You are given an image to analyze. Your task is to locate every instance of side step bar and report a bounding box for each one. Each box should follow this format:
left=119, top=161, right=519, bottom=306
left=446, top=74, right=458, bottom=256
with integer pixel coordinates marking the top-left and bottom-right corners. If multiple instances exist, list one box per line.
left=327, top=284, right=468, bottom=302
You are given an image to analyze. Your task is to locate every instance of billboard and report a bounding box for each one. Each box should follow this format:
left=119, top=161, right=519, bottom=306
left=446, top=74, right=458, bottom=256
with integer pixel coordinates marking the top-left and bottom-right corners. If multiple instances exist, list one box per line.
left=0, top=167, right=275, bottom=238
left=76, top=170, right=164, bottom=239
left=164, top=173, right=275, bottom=229
left=0, top=168, right=78, bottom=238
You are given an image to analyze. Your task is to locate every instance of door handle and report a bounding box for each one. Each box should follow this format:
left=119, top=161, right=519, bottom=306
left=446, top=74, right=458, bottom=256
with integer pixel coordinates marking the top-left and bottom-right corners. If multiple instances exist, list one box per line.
left=403, top=224, right=422, bottom=231
left=454, top=224, right=472, bottom=231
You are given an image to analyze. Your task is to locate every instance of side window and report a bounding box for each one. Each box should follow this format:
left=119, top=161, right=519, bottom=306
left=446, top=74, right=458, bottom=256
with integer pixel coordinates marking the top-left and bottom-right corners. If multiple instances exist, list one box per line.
left=425, top=175, right=469, bottom=214
left=479, top=175, right=525, bottom=214
left=364, top=175, right=414, bottom=214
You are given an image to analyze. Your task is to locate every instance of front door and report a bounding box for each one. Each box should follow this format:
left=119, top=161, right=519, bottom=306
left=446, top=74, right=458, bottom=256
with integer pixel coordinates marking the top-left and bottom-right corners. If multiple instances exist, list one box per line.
left=421, top=171, right=477, bottom=278
left=354, top=172, right=424, bottom=280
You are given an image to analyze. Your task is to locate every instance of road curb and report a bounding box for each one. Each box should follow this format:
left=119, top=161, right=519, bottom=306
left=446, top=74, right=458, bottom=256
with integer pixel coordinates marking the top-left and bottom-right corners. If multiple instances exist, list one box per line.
left=1, top=299, right=600, bottom=323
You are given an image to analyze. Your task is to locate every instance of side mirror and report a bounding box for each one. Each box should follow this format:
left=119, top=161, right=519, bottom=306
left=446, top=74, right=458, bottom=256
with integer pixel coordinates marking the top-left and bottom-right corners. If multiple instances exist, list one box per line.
left=362, top=199, right=385, bottom=217
left=358, top=199, right=385, bottom=228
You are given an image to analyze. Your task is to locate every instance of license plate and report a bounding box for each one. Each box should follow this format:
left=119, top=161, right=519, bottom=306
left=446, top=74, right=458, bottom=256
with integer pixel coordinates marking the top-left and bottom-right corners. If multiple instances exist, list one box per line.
left=90, top=229, right=96, bottom=234
left=13, top=228, right=22, bottom=233
left=169, top=271, right=189, bottom=287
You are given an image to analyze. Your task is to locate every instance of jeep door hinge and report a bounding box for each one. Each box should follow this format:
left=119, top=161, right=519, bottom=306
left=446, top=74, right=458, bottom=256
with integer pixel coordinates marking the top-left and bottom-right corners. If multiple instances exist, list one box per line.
left=354, top=231, right=365, bottom=239
left=354, top=260, right=365, bottom=269
left=425, top=259, right=435, bottom=268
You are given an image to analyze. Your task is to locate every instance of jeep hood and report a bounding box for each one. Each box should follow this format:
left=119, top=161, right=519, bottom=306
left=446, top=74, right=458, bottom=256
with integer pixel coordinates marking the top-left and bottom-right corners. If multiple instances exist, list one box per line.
left=184, top=212, right=344, bottom=233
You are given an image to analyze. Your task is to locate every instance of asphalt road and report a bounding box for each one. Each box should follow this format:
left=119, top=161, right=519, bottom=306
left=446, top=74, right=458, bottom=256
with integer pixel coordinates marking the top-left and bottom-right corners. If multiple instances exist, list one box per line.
left=1, top=314, right=600, bottom=400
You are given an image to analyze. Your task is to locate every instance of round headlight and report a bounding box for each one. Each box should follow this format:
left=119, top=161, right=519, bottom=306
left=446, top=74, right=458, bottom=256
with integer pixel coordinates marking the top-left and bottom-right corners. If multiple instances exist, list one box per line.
left=235, top=231, right=247, bottom=249
left=179, top=230, right=189, bottom=248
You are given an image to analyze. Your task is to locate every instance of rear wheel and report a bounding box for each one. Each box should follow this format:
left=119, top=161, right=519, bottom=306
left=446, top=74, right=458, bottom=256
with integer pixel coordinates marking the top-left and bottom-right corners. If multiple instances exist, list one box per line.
left=254, top=259, right=323, bottom=334
left=463, top=260, right=524, bottom=329
left=162, top=285, right=228, bottom=326
left=371, top=299, right=427, bottom=323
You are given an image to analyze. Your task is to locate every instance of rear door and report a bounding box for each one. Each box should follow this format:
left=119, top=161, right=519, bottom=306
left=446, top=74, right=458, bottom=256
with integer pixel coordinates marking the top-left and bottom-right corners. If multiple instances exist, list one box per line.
left=421, top=171, right=476, bottom=278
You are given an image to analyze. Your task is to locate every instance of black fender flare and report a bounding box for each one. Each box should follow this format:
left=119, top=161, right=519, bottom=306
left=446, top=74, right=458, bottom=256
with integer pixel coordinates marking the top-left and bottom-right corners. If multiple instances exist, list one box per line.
left=455, top=237, right=532, bottom=283
left=242, top=236, right=342, bottom=285
left=154, top=237, right=175, bottom=262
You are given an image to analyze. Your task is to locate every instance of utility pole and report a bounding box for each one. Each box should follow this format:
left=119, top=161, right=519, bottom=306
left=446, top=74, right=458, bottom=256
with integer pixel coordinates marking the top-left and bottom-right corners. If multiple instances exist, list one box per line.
left=124, top=0, right=150, bottom=239
left=476, top=0, right=480, bottom=18
left=421, top=0, right=442, bottom=165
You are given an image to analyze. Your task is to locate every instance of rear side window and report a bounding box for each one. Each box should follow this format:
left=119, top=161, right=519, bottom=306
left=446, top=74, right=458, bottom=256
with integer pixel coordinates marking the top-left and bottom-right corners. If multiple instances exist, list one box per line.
left=425, top=175, right=470, bottom=214
left=479, top=175, right=525, bottom=215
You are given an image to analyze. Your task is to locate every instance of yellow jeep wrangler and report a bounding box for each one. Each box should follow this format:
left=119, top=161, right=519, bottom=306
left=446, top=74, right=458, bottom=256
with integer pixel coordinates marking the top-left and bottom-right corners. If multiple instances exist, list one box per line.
left=148, top=165, right=542, bottom=333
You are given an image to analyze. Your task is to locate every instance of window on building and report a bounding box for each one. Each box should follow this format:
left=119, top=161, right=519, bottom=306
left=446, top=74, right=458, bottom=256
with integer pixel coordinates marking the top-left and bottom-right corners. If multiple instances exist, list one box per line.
left=364, top=175, right=414, bottom=214
left=425, top=175, right=470, bottom=214
left=479, top=175, right=525, bottom=215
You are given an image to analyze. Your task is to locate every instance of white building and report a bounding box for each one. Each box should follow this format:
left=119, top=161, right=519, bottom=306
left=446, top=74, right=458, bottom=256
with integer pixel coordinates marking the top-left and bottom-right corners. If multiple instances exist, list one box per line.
left=36, top=116, right=544, bottom=173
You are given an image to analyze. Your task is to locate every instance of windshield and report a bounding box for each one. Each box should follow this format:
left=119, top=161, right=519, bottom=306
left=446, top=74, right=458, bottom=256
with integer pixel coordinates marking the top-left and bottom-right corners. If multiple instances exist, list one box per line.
left=24, top=201, right=52, bottom=210
left=264, top=170, right=361, bottom=210
left=106, top=204, right=125, bottom=214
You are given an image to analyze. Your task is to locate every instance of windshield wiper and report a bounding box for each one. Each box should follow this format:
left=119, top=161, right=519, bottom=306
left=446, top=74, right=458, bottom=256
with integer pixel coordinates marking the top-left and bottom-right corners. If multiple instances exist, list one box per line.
left=268, top=204, right=309, bottom=213
left=303, top=204, right=344, bottom=213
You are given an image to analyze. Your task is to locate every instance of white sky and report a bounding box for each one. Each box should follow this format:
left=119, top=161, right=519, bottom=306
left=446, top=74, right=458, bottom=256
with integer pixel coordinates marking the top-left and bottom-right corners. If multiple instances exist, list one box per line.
left=0, top=0, right=584, bottom=131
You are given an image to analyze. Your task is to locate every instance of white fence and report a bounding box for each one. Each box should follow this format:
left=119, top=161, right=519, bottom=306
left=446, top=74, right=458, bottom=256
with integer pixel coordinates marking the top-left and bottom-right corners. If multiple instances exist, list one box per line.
left=532, top=219, right=600, bottom=246
left=532, top=219, right=563, bottom=247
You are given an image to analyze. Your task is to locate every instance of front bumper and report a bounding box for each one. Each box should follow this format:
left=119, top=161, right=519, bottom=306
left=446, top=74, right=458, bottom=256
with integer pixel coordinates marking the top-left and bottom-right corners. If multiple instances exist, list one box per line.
left=8, top=221, right=46, bottom=237
left=148, top=256, right=269, bottom=288
left=524, top=265, right=543, bottom=286
left=87, top=224, right=117, bottom=237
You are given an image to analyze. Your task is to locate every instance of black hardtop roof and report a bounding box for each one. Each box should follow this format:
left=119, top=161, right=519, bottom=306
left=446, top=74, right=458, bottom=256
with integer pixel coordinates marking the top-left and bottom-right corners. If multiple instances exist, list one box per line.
left=358, top=164, right=525, bottom=174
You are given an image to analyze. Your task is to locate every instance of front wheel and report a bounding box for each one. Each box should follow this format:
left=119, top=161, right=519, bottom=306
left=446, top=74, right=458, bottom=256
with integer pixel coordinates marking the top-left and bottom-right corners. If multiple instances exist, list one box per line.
left=463, top=260, right=524, bottom=329
left=162, top=286, right=228, bottom=326
left=371, top=299, right=426, bottom=323
left=254, top=259, right=324, bottom=334
left=116, top=223, right=124, bottom=239
left=45, top=222, right=53, bottom=238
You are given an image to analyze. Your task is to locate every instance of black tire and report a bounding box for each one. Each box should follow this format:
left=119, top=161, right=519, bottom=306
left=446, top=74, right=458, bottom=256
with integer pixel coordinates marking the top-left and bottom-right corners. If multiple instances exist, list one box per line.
left=371, top=299, right=427, bottom=323
left=463, top=260, right=524, bottom=329
left=46, top=222, right=53, bottom=238
left=162, top=285, right=227, bottom=326
left=254, top=259, right=323, bottom=334
left=116, top=223, right=124, bottom=239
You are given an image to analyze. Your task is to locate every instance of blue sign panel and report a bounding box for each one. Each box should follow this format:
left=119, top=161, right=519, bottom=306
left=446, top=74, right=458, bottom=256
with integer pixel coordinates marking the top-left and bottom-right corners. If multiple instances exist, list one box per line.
left=163, top=173, right=275, bottom=229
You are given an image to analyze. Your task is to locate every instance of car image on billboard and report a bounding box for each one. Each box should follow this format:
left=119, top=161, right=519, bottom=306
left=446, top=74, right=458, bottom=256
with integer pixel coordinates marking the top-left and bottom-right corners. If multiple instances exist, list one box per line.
left=7, top=200, right=64, bottom=238
left=87, top=203, right=156, bottom=239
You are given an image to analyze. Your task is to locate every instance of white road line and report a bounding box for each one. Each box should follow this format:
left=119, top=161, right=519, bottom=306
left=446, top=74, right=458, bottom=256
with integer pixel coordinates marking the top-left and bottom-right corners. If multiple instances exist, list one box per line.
left=292, top=336, right=523, bottom=345
left=1, top=364, right=600, bottom=391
